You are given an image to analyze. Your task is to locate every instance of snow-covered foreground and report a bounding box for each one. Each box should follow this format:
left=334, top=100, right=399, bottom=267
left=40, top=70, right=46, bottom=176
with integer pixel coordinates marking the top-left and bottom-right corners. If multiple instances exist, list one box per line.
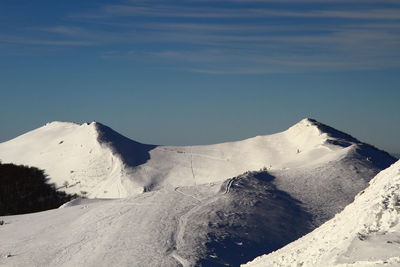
left=244, top=160, right=400, bottom=267
left=0, top=172, right=312, bottom=266
left=0, top=119, right=396, bottom=266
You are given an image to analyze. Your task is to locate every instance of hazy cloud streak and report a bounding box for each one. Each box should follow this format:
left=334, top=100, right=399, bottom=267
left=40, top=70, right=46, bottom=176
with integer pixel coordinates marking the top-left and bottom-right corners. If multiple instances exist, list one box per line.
left=4, top=0, right=400, bottom=74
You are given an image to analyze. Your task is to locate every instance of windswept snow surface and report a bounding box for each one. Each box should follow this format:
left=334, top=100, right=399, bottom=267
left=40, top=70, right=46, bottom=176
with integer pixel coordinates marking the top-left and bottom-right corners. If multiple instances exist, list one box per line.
left=244, top=160, right=400, bottom=267
left=0, top=119, right=396, bottom=266
left=0, top=172, right=312, bottom=267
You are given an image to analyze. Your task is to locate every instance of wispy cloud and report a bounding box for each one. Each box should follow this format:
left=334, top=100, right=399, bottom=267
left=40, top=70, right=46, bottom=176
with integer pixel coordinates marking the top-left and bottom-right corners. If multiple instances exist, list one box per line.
left=185, top=67, right=280, bottom=75
left=3, top=0, right=400, bottom=74
left=0, top=34, right=95, bottom=46
left=73, top=4, right=400, bottom=20
left=38, top=26, right=86, bottom=36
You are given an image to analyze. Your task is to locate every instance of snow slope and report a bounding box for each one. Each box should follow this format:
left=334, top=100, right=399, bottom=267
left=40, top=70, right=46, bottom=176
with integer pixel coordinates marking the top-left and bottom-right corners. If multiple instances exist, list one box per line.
left=243, top=160, right=400, bottom=267
left=0, top=119, right=397, bottom=266
left=0, top=122, right=152, bottom=198
left=0, top=171, right=312, bottom=267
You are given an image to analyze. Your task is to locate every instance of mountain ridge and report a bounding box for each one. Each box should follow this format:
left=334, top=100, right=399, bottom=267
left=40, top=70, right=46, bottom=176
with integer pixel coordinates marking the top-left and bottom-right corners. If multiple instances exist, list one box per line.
left=0, top=118, right=395, bottom=199
left=31, top=117, right=359, bottom=147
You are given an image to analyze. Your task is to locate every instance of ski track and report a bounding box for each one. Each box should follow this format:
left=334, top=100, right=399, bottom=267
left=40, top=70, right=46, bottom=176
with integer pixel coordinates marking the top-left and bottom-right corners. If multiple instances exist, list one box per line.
left=189, top=146, right=196, bottom=185
left=174, top=187, right=202, bottom=203
left=171, top=252, right=191, bottom=267
left=225, top=177, right=236, bottom=194
left=171, top=181, right=232, bottom=266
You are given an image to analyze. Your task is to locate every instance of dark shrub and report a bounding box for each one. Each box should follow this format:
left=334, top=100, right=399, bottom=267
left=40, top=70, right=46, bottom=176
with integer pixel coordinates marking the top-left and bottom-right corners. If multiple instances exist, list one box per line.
left=0, top=162, right=77, bottom=216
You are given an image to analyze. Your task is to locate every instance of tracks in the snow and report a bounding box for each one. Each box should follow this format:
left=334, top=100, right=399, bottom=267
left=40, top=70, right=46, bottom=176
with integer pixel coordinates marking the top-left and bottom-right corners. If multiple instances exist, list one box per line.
left=170, top=178, right=234, bottom=266
left=224, top=177, right=236, bottom=194
left=189, top=147, right=196, bottom=185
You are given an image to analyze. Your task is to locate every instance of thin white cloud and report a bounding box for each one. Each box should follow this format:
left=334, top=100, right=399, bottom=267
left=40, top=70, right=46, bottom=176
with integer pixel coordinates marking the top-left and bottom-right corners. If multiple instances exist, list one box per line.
left=185, top=67, right=285, bottom=75
left=39, top=26, right=85, bottom=36
left=185, top=56, right=400, bottom=74
left=0, top=35, right=95, bottom=46
left=4, top=1, right=400, bottom=73
left=73, top=4, right=400, bottom=20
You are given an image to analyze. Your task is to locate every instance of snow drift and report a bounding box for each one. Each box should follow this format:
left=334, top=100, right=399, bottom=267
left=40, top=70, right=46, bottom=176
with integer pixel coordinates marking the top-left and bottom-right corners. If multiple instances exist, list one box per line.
left=244, top=160, right=400, bottom=267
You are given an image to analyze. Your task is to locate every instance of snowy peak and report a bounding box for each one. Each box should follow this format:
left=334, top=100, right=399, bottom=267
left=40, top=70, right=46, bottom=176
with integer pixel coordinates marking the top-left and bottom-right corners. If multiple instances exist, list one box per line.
left=93, top=121, right=145, bottom=147
left=39, top=121, right=155, bottom=168
left=93, top=122, right=157, bottom=168
left=293, top=118, right=359, bottom=143
left=297, top=118, right=318, bottom=126
left=44, top=121, right=80, bottom=127
left=309, top=119, right=360, bottom=145
left=285, top=118, right=360, bottom=150
left=0, top=121, right=148, bottom=198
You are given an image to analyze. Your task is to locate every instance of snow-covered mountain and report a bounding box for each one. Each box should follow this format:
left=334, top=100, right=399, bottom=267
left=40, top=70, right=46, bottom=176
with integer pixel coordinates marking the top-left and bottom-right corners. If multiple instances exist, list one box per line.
left=0, top=119, right=394, bottom=224
left=0, top=121, right=156, bottom=198
left=244, top=159, right=400, bottom=267
left=0, top=119, right=396, bottom=266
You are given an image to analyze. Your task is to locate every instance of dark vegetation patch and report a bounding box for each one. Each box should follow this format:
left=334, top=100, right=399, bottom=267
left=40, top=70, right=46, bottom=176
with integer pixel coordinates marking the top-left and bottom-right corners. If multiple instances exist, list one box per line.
left=0, top=162, right=77, bottom=216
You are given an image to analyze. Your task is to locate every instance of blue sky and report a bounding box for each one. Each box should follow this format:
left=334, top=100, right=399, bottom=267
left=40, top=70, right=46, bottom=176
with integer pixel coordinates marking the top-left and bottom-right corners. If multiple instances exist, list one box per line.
left=0, top=0, right=399, bottom=153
